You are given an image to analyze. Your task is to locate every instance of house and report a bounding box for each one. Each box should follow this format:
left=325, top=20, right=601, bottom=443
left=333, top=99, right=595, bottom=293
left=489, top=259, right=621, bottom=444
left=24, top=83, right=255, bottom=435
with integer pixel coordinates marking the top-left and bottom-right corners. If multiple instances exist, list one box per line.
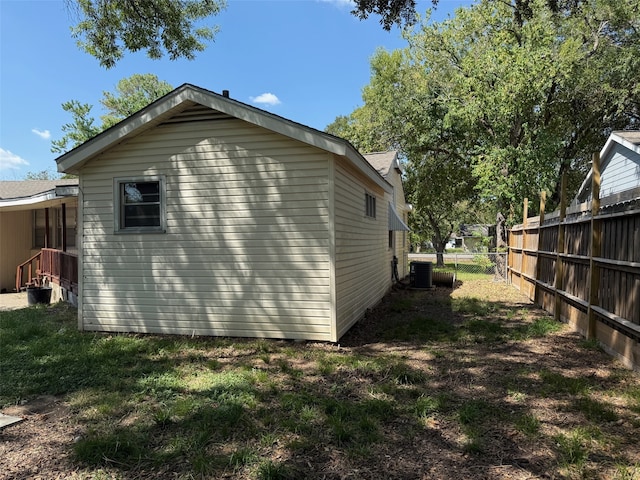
left=574, top=131, right=640, bottom=204
left=0, top=180, right=79, bottom=299
left=55, top=84, right=410, bottom=342
left=451, top=224, right=491, bottom=252
left=363, top=151, right=411, bottom=279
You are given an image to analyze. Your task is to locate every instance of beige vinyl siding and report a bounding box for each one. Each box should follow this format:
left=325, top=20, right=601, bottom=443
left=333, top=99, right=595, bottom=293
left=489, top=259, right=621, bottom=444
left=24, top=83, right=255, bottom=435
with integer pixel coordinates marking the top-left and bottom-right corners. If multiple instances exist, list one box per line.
left=333, top=157, right=391, bottom=340
left=79, top=118, right=333, bottom=340
left=385, top=170, right=410, bottom=279
left=0, top=210, right=32, bottom=291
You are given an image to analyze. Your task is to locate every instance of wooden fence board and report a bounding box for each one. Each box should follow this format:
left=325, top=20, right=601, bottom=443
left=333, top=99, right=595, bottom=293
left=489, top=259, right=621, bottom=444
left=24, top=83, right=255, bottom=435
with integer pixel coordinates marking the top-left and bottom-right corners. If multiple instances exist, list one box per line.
left=509, top=185, right=640, bottom=369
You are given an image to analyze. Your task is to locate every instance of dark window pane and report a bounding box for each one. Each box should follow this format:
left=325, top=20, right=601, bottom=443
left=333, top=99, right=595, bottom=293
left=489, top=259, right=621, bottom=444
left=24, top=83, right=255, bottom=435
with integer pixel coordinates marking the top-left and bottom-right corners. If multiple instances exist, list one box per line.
left=123, top=204, right=161, bottom=228
left=120, top=180, right=162, bottom=229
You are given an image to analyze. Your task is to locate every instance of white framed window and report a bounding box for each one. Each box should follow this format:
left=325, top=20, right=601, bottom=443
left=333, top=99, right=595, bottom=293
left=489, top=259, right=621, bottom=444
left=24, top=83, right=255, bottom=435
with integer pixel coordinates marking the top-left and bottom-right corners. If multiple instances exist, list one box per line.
left=114, top=176, right=166, bottom=233
left=365, top=192, right=376, bottom=218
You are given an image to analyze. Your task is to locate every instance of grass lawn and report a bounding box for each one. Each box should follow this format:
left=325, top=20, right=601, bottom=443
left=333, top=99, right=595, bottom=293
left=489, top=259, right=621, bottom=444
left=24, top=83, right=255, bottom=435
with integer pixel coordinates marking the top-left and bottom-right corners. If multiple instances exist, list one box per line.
left=1, top=279, right=640, bottom=480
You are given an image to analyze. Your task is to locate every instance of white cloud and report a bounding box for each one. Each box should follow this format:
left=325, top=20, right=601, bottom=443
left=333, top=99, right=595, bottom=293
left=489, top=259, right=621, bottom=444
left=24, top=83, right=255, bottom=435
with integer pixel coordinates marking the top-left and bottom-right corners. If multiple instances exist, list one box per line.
left=0, top=148, right=29, bottom=171
left=318, top=0, right=354, bottom=7
left=250, top=93, right=281, bottom=106
left=32, top=128, right=51, bottom=140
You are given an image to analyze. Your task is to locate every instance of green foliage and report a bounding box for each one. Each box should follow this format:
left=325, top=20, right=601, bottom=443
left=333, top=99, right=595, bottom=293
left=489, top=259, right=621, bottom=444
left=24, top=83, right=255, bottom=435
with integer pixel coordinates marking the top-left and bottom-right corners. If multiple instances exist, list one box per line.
left=2, top=284, right=639, bottom=478
left=515, top=413, right=541, bottom=437
left=332, top=0, right=640, bottom=223
left=573, top=396, right=619, bottom=423
left=52, top=74, right=173, bottom=153
left=350, top=0, right=421, bottom=30
left=24, top=169, right=61, bottom=180
left=256, top=460, right=294, bottom=480
left=539, top=370, right=590, bottom=396
left=100, top=74, right=174, bottom=128
left=70, top=0, right=226, bottom=68
left=522, top=317, right=563, bottom=338
left=50, top=100, right=101, bottom=153
left=553, top=428, right=596, bottom=467
left=472, top=254, right=494, bottom=271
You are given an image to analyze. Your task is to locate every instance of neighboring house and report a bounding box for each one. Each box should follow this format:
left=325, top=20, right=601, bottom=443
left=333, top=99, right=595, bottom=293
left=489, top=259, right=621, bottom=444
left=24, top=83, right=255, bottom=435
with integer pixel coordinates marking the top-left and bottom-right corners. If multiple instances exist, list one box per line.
left=574, top=131, right=640, bottom=204
left=0, top=180, right=79, bottom=296
left=451, top=224, right=491, bottom=252
left=363, top=151, right=411, bottom=279
left=55, top=84, right=409, bottom=342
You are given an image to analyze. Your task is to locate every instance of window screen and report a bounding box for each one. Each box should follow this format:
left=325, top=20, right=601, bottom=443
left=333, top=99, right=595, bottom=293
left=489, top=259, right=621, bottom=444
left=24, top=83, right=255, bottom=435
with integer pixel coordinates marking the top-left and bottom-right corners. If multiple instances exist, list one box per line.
left=116, top=178, right=165, bottom=233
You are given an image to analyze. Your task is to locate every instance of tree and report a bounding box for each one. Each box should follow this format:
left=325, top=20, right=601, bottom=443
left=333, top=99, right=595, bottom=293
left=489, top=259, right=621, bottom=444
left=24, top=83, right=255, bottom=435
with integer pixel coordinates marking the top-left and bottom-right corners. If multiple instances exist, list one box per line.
left=50, top=100, right=101, bottom=154
left=327, top=48, right=480, bottom=266
left=349, top=0, right=602, bottom=31
left=67, top=0, right=226, bottom=68
left=404, top=0, right=640, bottom=218
left=52, top=74, right=173, bottom=153
left=331, top=0, right=640, bottom=241
left=100, top=73, right=174, bottom=128
left=24, top=170, right=60, bottom=180
left=350, top=0, right=420, bottom=30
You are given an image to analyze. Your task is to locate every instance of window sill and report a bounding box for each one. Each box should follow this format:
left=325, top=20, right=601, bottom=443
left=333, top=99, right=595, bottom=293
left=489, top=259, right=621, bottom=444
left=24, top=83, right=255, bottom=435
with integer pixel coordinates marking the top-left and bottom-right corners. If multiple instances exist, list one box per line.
left=114, top=228, right=166, bottom=235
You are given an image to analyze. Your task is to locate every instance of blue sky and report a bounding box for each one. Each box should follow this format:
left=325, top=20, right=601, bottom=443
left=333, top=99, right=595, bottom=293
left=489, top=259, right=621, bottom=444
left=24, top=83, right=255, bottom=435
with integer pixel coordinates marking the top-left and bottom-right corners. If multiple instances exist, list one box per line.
left=0, top=0, right=471, bottom=180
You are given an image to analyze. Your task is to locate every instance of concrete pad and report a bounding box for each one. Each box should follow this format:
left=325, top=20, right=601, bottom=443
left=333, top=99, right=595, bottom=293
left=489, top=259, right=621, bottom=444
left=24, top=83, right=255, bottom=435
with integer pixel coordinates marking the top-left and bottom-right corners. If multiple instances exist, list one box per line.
left=0, top=413, right=23, bottom=430
left=0, top=292, right=28, bottom=311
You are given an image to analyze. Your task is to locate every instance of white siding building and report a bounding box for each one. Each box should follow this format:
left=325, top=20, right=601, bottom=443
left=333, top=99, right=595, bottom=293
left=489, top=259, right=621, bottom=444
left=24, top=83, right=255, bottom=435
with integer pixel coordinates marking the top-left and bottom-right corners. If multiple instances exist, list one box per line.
left=56, top=84, right=407, bottom=342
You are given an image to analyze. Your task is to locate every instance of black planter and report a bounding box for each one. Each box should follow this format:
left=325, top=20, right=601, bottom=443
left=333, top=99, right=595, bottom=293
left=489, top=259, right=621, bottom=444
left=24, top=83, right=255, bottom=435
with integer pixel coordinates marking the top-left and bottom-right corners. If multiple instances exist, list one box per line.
left=27, top=287, right=52, bottom=306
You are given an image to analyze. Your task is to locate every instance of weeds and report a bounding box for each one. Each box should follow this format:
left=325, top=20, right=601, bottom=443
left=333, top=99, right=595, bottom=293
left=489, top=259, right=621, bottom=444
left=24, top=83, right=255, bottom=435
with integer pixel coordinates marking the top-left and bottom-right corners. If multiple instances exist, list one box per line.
left=573, top=396, right=619, bottom=423
left=2, top=282, right=639, bottom=479
left=515, top=413, right=541, bottom=437
left=554, top=428, right=592, bottom=467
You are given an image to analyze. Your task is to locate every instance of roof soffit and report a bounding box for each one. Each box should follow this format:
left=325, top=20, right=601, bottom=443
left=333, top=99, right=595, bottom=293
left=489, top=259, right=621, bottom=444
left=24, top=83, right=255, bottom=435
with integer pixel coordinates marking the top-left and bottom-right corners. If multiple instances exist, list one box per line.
left=0, top=186, right=79, bottom=211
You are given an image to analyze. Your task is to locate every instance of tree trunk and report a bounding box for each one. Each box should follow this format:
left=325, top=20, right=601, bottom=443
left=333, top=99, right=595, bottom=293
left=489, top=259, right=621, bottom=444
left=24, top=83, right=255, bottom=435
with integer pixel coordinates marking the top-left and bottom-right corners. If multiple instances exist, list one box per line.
left=427, top=212, right=452, bottom=268
left=432, top=235, right=448, bottom=267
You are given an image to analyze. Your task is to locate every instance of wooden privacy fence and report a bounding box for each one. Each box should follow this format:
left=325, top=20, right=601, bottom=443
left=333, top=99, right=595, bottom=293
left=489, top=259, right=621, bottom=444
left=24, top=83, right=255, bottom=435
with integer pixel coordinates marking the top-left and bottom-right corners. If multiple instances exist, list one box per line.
left=508, top=155, right=640, bottom=369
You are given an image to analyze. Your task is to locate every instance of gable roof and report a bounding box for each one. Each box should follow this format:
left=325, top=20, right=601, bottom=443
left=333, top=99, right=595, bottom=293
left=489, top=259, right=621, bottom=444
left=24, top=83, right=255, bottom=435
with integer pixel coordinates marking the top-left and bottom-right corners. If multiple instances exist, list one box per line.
left=363, top=151, right=402, bottom=178
left=574, top=131, right=640, bottom=203
left=55, top=84, right=391, bottom=193
left=0, top=179, right=79, bottom=210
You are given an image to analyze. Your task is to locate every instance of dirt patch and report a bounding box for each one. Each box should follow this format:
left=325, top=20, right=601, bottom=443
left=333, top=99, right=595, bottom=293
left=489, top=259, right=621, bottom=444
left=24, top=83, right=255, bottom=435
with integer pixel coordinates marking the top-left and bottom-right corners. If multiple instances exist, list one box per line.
left=1, top=396, right=82, bottom=480
left=1, top=280, right=639, bottom=479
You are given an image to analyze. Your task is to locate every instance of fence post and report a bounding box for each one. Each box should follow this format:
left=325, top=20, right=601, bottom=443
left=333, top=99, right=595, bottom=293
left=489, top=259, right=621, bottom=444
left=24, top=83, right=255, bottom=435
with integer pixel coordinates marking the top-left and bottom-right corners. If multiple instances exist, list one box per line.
left=521, top=198, right=529, bottom=297
left=554, top=172, right=567, bottom=321
left=534, top=191, right=546, bottom=304
left=587, top=152, right=602, bottom=340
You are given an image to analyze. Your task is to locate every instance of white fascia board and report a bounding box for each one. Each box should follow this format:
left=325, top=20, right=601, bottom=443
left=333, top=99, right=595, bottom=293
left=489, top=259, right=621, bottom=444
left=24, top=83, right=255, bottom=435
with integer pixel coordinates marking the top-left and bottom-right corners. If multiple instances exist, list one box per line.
left=601, top=132, right=640, bottom=160
left=55, top=84, right=391, bottom=193
left=187, top=89, right=350, bottom=156
left=576, top=132, right=640, bottom=199
left=56, top=88, right=193, bottom=174
left=0, top=187, right=78, bottom=211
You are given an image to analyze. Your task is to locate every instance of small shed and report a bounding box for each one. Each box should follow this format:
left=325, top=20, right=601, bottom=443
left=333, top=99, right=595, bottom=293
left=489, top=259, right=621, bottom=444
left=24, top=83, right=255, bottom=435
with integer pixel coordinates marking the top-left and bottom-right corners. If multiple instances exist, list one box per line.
left=55, top=84, right=408, bottom=342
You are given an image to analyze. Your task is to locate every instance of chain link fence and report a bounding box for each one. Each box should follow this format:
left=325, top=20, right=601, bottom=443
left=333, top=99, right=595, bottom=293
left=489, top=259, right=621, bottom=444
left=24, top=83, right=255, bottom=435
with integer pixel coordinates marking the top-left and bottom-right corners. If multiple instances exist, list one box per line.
left=408, top=252, right=508, bottom=283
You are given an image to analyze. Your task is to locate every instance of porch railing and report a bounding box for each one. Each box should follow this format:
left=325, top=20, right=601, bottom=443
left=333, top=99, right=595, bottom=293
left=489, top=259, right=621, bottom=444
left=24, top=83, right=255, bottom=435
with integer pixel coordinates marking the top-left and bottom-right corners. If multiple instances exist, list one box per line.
left=16, top=248, right=78, bottom=294
left=15, top=251, right=42, bottom=292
